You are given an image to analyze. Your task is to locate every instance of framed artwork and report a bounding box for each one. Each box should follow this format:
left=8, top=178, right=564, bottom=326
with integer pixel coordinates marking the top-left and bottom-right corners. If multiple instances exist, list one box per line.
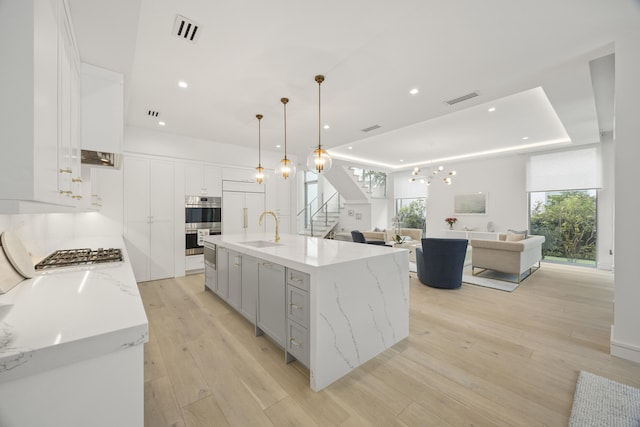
left=454, top=193, right=488, bottom=215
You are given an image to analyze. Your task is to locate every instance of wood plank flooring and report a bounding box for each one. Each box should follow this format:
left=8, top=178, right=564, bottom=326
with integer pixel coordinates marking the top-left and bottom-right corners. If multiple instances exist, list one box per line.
left=139, top=263, right=640, bottom=426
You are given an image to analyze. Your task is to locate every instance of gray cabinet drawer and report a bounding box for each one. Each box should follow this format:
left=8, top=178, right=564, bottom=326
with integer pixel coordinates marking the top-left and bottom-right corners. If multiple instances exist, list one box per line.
left=287, top=268, right=309, bottom=291
left=287, top=284, right=308, bottom=328
left=287, top=320, right=309, bottom=367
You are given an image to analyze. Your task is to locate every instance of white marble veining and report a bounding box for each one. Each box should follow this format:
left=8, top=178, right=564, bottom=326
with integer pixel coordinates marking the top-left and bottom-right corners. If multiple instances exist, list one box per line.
left=0, top=237, right=148, bottom=384
left=207, top=233, right=409, bottom=391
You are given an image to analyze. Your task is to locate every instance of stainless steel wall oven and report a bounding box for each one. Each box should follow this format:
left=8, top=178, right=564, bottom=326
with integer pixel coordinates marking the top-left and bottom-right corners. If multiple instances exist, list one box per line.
left=185, top=196, right=221, bottom=255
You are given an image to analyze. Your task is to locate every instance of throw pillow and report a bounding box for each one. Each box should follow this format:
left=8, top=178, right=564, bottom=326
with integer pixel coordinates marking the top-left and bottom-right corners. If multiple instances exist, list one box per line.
left=506, top=232, right=525, bottom=242
left=507, top=228, right=528, bottom=238
left=506, top=229, right=527, bottom=242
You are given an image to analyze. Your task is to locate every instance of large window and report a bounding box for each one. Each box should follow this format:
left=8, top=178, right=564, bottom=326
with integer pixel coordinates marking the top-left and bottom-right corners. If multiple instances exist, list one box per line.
left=395, top=198, right=426, bottom=234
left=529, top=190, right=597, bottom=266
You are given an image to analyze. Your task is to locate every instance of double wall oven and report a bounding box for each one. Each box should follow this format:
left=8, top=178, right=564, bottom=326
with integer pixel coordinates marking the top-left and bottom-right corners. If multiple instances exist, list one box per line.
left=185, top=195, right=221, bottom=255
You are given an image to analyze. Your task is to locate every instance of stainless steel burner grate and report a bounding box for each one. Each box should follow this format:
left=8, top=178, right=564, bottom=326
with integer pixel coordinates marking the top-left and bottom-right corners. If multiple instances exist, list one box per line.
left=35, top=248, right=123, bottom=270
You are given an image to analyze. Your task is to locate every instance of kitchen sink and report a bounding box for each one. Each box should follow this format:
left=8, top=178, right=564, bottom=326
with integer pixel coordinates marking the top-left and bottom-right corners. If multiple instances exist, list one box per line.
left=239, top=240, right=282, bottom=248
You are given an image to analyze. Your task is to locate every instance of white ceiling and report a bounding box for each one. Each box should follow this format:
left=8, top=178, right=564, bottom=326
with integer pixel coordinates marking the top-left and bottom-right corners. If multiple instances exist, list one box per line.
left=68, top=0, right=635, bottom=172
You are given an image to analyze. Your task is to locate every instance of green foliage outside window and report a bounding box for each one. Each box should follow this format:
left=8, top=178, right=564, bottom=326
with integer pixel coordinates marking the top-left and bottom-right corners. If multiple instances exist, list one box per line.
left=530, top=191, right=596, bottom=264
left=397, top=198, right=426, bottom=232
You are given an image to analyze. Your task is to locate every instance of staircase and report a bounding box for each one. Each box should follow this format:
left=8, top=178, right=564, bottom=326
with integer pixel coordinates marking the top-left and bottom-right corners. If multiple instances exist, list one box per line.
left=297, top=192, right=343, bottom=238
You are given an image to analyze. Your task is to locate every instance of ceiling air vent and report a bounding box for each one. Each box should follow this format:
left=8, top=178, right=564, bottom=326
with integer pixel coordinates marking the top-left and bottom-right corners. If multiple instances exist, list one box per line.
left=361, top=124, right=381, bottom=133
left=173, top=15, right=200, bottom=43
left=147, top=110, right=159, bottom=117
left=445, top=91, right=479, bottom=106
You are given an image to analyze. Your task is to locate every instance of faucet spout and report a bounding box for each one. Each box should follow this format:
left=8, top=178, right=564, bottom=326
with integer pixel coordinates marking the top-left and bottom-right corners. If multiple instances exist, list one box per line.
left=258, top=211, right=280, bottom=242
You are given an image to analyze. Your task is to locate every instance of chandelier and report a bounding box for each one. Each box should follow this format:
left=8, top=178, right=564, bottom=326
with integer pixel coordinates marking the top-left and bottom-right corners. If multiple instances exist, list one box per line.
left=279, top=97, right=295, bottom=179
left=306, top=75, right=332, bottom=173
left=409, top=166, right=456, bottom=185
left=255, top=114, right=264, bottom=184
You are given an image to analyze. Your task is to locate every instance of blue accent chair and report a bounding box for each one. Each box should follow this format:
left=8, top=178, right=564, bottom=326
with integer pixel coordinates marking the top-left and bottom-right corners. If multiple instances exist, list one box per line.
left=416, top=238, right=468, bottom=289
left=351, top=230, right=390, bottom=246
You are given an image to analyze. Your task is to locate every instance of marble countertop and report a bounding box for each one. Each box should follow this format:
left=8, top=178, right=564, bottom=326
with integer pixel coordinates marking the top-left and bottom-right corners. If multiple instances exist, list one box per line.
left=0, top=237, right=148, bottom=383
left=204, top=233, right=403, bottom=273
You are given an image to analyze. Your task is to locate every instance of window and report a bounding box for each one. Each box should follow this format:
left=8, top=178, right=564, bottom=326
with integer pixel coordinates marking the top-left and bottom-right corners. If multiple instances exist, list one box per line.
left=529, top=190, right=597, bottom=266
left=395, top=198, right=426, bottom=234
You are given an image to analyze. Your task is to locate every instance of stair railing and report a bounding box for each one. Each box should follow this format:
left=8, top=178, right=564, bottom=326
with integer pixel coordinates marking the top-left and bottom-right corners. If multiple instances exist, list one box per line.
left=308, top=192, right=342, bottom=236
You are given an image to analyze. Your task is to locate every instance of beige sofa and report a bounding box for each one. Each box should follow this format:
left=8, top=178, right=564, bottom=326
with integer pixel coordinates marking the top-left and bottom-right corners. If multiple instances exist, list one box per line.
left=469, top=234, right=545, bottom=283
left=362, top=228, right=422, bottom=243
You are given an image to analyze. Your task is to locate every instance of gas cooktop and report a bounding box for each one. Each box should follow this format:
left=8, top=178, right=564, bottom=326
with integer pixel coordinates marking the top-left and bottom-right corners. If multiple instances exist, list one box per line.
left=35, top=248, right=123, bottom=270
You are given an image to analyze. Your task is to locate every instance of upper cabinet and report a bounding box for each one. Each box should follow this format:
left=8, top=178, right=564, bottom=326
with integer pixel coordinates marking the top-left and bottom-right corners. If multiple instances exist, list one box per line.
left=81, top=63, right=123, bottom=154
left=185, top=163, right=222, bottom=197
left=0, top=0, right=83, bottom=212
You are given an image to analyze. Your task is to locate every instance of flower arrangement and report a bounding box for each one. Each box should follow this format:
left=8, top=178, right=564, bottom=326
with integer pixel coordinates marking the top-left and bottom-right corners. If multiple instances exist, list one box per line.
left=445, top=217, right=458, bottom=229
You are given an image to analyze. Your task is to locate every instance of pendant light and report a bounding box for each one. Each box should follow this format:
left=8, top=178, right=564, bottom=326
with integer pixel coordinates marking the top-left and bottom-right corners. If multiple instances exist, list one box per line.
left=255, top=114, right=264, bottom=184
left=279, top=97, right=295, bottom=179
left=306, top=74, right=332, bottom=173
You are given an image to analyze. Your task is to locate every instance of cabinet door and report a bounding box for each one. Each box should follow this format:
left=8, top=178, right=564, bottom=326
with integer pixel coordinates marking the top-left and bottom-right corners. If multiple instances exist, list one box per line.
left=216, top=247, right=229, bottom=298
left=240, top=255, right=258, bottom=322
left=257, top=261, right=285, bottom=346
left=222, top=191, right=246, bottom=234
left=123, top=157, right=150, bottom=282
left=203, top=166, right=222, bottom=197
left=245, top=192, right=266, bottom=234
left=228, top=251, right=241, bottom=309
left=148, top=160, right=175, bottom=281
left=184, top=163, right=204, bottom=196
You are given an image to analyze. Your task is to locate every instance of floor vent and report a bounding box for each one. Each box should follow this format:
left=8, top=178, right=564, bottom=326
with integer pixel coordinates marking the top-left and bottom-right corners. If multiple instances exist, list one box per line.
left=361, top=124, right=381, bottom=133
left=173, top=15, right=200, bottom=43
left=445, top=91, right=479, bottom=106
left=147, top=110, right=159, bottom=117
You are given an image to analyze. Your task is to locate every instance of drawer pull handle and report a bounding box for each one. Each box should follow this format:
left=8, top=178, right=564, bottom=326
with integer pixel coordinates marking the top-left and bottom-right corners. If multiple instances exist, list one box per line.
left=290, top=303, right=303, bottom=311
left=262, top=262, right=273, bottom=268
left=290, top=277, right=303, bottom=283
left=289, top=338, right=302, bottom=348
left=59, top=168, right=72, bottom=174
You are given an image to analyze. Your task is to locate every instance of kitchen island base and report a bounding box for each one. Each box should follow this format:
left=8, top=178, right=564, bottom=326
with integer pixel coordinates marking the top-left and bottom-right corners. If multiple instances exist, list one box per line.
left=205, top=233, right=409, bottom=391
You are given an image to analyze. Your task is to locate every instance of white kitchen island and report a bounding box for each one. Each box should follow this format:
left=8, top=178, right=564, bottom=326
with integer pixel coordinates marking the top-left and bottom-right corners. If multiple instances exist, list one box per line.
left=204, top=233, right=409, bottom=391
left=0, top=237, right=148, bottom=427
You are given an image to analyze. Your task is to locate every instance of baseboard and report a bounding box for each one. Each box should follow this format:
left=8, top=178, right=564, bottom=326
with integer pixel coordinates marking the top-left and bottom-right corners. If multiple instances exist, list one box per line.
left=610, top=326, right=640, bottom=363
left=597, top=261, right=613, bottom=271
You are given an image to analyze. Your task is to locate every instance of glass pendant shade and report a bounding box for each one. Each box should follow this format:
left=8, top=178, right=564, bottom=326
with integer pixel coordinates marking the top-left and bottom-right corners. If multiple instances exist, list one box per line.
left=255, top=166, right=264, bottom=184
left=306, top=148, right=332, bottom=172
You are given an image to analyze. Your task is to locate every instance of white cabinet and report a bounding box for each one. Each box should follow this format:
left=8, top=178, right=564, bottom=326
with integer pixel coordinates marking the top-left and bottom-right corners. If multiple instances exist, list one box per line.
left=286, top=269, right=310, bottom=367
left=257, top=261, right=286, bottom=347
left=81, top=63, right=123, bottom=154
left=0, top=0, right=83, bottom=210
left=185, top=163, right=221, bottom=196
left=222, top=181, right=265, bottom=234
left=123, top=156, right=175, bottom=282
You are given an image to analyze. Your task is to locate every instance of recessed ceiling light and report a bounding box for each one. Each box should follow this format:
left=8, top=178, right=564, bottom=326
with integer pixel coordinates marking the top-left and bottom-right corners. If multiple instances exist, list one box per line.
left=178, top=81, right=188, bottom=88
left=522, top=136, right=529, bottom=140
left=409, top=88, right=419, bottom=95
left=158, top=121, right=166, bottom=126
left=399, top=159, right=404, bottom=162
left=488, top=107, right=496, bottom=112
left=323, top=124, right=330, bottom=129
left=276, top=144, right=281, bottom=148
left=348, top=146, right=353, bottom=150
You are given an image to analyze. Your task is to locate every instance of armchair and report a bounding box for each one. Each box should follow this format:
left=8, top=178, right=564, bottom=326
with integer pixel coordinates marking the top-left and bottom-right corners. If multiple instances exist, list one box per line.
left=469, top=234, right=545, bottom=283
left=416, top=238, right=468, bottom=289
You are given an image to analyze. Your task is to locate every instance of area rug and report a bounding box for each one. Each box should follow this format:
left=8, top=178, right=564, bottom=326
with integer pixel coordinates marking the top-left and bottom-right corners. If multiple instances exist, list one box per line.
left=461, top=268, right=532, bottom=292
left=569, top=371, right=640, bottom=426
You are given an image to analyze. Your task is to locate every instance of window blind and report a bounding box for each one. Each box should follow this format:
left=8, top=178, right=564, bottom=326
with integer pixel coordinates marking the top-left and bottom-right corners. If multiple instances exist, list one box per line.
left=526, top=146, right=602, bottom=192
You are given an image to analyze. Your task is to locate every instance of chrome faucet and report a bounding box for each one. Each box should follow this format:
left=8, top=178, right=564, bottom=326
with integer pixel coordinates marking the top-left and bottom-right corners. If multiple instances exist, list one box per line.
left=258, top=211, right=280, bottom=242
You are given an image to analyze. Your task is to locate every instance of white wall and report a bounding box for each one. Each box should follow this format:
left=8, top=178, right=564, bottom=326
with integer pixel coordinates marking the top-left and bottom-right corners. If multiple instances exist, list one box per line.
left=424, top=156, right=528, bottom=237
left=612, top=30, right=640, bottom=363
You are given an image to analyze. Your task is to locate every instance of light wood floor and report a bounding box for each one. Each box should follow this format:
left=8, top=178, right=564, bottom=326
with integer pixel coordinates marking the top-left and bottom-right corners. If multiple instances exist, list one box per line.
left=140, top=263, right=640, bottom=426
